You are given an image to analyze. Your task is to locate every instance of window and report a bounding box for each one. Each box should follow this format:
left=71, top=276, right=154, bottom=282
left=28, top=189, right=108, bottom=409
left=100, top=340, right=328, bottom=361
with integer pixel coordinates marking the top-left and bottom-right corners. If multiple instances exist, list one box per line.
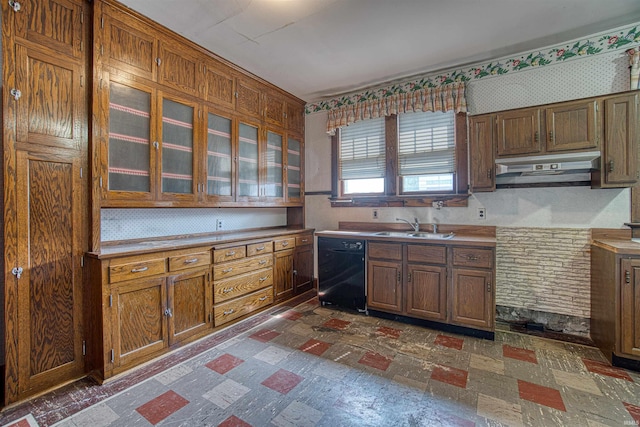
left=334, top=111, right=465, bottom=200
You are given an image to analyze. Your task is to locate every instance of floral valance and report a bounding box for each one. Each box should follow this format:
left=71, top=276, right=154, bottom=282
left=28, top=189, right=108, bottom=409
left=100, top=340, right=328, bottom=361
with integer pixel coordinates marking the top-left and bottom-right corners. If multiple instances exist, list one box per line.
left=326, top=82, right=467, bottom=135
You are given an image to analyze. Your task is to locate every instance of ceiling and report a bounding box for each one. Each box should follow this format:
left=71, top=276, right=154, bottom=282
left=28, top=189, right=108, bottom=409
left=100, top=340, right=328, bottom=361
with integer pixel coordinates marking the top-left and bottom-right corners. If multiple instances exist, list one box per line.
left=119, top=0, right=640, bottom=102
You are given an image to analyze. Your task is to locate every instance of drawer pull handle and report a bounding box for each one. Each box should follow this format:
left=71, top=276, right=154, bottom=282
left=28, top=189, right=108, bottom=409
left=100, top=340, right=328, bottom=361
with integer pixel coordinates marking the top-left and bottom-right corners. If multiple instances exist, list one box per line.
left=184, top=258, right=199, bottom=264
left=301, top=239, right=308, bottom=243
left=256, top=246, right=266, bottom=251
left=223, top=267, right=233, bottom=273
left=259, top=260, right=267, bottom=265
left=131, top=266, right=148, bottom=273
left=259, top=296, right=267, bottom=301
left=281, top=241, right=289, bottom=247
left=223, top=287, right=234, bottom=293
left=259, top=276, right=267, bottom=282
left=226, top=251, right=236, bottom=256
left=223, top=309, right=234, bottom=315
left=467, top=255, right=479, bottom=261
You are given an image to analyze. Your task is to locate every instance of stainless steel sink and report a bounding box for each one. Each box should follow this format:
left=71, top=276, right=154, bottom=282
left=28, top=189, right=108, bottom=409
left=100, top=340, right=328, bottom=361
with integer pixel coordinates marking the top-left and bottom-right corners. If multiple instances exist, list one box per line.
left=373, top=231, right=455, bottom=239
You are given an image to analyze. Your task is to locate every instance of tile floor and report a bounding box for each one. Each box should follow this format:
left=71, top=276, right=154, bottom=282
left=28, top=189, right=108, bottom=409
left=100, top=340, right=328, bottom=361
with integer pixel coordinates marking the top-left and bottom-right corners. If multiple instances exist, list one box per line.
left=2, top=297, right=640, bottom=427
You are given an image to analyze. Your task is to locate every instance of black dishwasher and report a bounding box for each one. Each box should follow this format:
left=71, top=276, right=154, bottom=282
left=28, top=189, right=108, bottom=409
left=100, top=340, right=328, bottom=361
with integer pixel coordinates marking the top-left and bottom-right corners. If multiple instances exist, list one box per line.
left=317, top=236, right=366, bottom=313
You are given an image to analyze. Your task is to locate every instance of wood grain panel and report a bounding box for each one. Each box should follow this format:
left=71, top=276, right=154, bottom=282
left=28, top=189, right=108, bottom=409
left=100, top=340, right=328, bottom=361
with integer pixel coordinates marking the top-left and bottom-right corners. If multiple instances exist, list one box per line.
left=274, top=249, right=294, bottom=301
left=264, top=90, right=285, bottom=127
left=214, top=268, right=272, bottom=303
left=451, top=268, right=493, bottom=329
left=294, top=244, right=313, bottom=294
left=545, top=100, right=597, bottom=152
left=15, top=0, right=82, bottom=59
left=273, top=237, right=295, bottom=251
left=168, top=251, right=210, bottom=272
left=203, top=60, right=235, bottom=108
left=246, top=242, right=272, bottom=257
left=407, top=244, right=446, bottom=265
left=214, top=286, right=273, bottom=326
left=368, top=242, right=402, bottom=261
left=286, top=101, right=304, bottom=134
left=367, top=260, right=402, bottom=313
left=236, top=78, right=262, bottom=118
left=213, top=245, right=246, bottom=263
left=158, top=41, right=199, bottom=96
left=496, top=108, right=541, bottom=156
left=452, top=247, right=494, bottom=269
left=469, top=114, right=495, bottom=192
left=168, top=269, right=211, bottom=345
left=213, top=254, right=272, bottom=280
left=295, top=235, right=312, bottom=247
left=406, top=265, right=447, bottom=321
left=109, top=258, right=166, bottom=283
left=621, top=259, right=640, bottom=356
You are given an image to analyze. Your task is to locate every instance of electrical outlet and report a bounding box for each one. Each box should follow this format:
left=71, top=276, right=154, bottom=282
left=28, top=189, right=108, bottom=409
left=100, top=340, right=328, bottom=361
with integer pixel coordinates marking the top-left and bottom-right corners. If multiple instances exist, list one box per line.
left=216, top=219, right=223, bottom=230
left=477, top=208, right=486, bottom=221
left=372, top=209, right=379, bottom=220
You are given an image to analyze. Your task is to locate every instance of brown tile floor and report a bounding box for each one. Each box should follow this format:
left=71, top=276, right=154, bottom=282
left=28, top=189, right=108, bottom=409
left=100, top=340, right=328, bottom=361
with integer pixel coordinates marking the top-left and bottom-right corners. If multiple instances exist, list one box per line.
left=2, top=297, right=640, bottom=427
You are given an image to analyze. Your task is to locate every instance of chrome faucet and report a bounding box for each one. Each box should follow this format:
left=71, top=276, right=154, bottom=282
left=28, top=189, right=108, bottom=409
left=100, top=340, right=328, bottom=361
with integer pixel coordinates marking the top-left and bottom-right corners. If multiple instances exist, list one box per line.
left=396, top=217, right=420, bottom=232
left=431, top=223, right=438, bottom=233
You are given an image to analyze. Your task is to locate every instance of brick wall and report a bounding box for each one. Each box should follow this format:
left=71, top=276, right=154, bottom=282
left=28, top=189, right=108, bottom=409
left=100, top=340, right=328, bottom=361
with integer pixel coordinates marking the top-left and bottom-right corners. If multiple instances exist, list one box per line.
left=496, top=227, right=592, bottom=319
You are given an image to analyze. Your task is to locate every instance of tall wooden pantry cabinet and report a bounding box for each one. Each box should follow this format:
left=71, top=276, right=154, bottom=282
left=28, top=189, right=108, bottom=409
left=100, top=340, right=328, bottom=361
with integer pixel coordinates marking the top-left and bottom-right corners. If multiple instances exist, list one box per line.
left=2, top=0, right=90, bottom=404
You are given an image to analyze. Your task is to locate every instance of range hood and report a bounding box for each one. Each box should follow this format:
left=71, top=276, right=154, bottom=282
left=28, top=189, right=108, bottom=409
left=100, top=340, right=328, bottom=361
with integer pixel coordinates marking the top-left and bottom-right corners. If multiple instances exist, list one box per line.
left=495, top=150, right=600, bottom=187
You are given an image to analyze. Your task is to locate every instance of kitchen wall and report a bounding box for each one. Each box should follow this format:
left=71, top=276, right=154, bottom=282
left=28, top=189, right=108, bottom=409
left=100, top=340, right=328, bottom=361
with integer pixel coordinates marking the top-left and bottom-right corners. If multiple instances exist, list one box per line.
left=304, top=30, right=635, bottom=335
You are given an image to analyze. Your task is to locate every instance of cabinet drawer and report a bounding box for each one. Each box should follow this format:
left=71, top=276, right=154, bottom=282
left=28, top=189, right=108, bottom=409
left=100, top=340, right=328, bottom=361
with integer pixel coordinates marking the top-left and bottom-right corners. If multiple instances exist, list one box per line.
left=274, top=237, right=296, bottom=251
left=109, top=258, right=166, bottom=283
left=407, top=245, right=447, bottom=265
left=452, top=247, right=494, bottom=269
left=368, top=242, right=402, bottom=261
left=213, top=246, right=246, bottom=263
left=168, top=251, right=211, bottom=272
left=214, top=286, right=273, bottom=326
left=247, top=242, right=273, bottom=257
left=213, top=254, right=273, bottom=279
left=296, top=235, right=313, bottom=247
left=213, top=268, right=273, bottom=303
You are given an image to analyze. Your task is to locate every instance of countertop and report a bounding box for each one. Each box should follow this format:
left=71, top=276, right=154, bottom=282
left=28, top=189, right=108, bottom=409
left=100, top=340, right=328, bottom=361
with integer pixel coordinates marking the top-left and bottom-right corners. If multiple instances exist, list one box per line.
left=88, top=227, right=314, bottom=259
left=315, top=229, right=496, bottom=247
left=592, top=238, right=640, bottom=255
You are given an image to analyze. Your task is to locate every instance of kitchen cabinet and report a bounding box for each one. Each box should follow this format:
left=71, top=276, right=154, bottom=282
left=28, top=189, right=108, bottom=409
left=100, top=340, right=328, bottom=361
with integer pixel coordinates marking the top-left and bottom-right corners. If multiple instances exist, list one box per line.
left=274, top=237, right=296, bottom=302
left=202, top=59, right=236, bottom=110
left=495, top=107, right=542, bottom=157
left=157, top=39, right=202, bottom=97
left=545, top=99, right=598, bottom=152
left=366, top=240, right=495, bottom=333
left=286, top=101, right=305, bottom=134
left=167, top=268, right=213, bottom=345
left=264, top=128, right=285, bottom=200
left=286, top=135, right=304, bottom=203
left=265, top=90, right=286, bottom=128
left=236, top=77, right=263, bottom=119
left=237, top=119, right=261, bottom=201
left=213, top=241, right=274, bottom=325
left=294, top=234, right=314, bottom=294
left=3, top=0, right=89, bottom=405
left=593, top=93, right=638, bottom=188
left=591, top=244, right=640, bottom=368
left=469, top=114, right=495, bottom=192
left=204, top=109, right=235, bottom=202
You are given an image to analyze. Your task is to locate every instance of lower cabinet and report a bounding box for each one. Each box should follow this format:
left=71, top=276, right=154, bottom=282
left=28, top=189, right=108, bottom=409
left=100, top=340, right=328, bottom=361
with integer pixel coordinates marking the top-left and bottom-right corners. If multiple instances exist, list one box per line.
left=620, top=258, right=640, bottom=356
left=293, top=234, right=314, bottom=294
left=366, top=241, right=495, bottom=332
left=274, top=245, right=295, bottom=302
left=168, top=268, right=213, bottom=345
left=274, top=232, right=315, bottom=303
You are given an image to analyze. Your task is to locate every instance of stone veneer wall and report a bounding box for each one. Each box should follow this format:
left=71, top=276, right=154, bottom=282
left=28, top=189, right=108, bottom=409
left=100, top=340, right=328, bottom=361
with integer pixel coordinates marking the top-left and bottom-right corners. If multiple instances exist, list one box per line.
left=495, top=227, right=592, bottom=336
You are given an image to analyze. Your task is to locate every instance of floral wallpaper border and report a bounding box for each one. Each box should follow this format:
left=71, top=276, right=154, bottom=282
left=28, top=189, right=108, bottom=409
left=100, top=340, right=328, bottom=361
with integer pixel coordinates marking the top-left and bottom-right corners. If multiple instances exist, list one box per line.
left=305, top=23, right=640, bottom=114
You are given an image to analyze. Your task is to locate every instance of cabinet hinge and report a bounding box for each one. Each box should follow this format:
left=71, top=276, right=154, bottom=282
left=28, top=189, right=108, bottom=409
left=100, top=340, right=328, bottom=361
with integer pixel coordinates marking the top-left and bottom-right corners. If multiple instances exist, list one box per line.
left=101, top=16, right=104, bottom=29
left=82, top=340, right=86, bottom=356
left=155, top=57, right=161, bottom=66
left=626, top=270, right=631, bottom=284
left=80, top=9, right=84, bottom=24
left=8, top=0, right=20, bottom=12
left=110, top=349, right=114, bottom=363
left=81, top=256, right=84, bottom=267
left=80, top=167, right=83, bottom=178
left=80, top=74, right=84, bottom=87
left=209, top=313, right=212, bottom=323
left=594, top=101, right=598, bottom=112
left=109, top=294, right=113, bottom=307
left=99, top=176, right=103, bottom=188
left=100, top=45, right=104, bottom=56
left=235, top=91, right=238, bottom=99
left=80, top=41, right=84, bottom=52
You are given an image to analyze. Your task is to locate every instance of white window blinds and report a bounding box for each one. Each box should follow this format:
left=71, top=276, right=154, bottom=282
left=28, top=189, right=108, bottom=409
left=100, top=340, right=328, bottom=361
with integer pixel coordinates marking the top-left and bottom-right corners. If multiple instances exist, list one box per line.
left=339, top=117, right=385, bottom=180
left=398, top=111, right=455, bottom=176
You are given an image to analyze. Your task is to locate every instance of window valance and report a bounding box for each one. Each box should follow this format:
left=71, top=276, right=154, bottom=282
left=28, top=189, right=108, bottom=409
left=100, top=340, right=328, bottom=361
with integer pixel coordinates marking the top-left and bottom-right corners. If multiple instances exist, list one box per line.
left=326, top=82, right=467, bottom=135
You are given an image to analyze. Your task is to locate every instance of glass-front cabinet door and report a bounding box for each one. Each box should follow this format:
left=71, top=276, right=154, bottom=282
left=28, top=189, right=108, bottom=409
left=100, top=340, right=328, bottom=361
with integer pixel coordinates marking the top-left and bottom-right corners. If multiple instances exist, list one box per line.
left=237, top=120, right=260, bottom=201
left=104, top=78, right=156, bottom=203
left=287, top=135, right=303, bottom=204
left=264, top=129, right=284, bottom=201
left=205, top=110, right=234, bottom=202
left=159, top=94, right=198, bottom=203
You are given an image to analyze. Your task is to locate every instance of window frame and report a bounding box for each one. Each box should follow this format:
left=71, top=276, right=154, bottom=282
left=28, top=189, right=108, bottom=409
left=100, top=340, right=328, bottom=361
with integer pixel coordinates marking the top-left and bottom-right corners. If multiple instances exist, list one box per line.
left=331, top=112, right=468, bottom=207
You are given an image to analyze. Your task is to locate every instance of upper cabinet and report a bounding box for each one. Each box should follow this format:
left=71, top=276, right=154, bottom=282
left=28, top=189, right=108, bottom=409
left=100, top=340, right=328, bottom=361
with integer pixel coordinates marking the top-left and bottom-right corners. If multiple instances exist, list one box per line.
left=469, top=114, right=495, bottom=193
left=495, top=107, right=542, bottom=157
left=545, top=99, right=598, bottom=152
left=93, top=0, right=306, bottom=208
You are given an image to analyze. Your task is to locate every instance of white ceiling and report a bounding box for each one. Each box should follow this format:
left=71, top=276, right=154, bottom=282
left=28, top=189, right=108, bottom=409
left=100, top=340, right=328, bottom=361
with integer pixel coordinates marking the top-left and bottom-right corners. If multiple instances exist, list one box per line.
left=119, top=0, right=640, bottom=102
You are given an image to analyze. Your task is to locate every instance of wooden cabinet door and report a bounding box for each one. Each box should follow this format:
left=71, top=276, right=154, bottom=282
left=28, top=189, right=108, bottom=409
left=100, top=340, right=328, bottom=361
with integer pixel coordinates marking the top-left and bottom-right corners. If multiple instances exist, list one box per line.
left=203, top=60, right=235, bottom=110
left=286, top=101, right=305, bottom=134
left=14, top=150, right=85, bottom=401
left=237, top=119, right=261, bottom=201
left=204, top=109, right=235, bottom=202
left=274, top=249, right=294, bottom=301
left=406, top=264, right=447, bottom=321
left=294, top=243, right=314, bottom=294
left=13, top=0, right=85, bottom=59
left=236, top=77, right=263, bottom=119
left=158, top=93, right=199, bottom=202
left=99, top=2, right=158, bottom=81
left=451, top=268, right=493, bottom=330
left=621, top=259, right=640, bottom=357
left=264, top=90, right=285, bottom=127
left=286, top=135, right=304, bottom=204
left=15, top=44, right=86, bottom=151
left=601, top=94, right=638, bottom=187
left=167, top=268, right=212, bottom=346
left=103, top=77, right=157, bottom=203
left=112, top=277, right=168, bottom=369
left=545, top=99, right=598, bottom=152
left=496, top=107, right=542, bottom=156
left=157, top=39, right=202, bottom=97
left=469, top=114, right=495, bottom=192
left=264, top=128, right=285, bottom=201
left=367, top=260, right=402, bottom=313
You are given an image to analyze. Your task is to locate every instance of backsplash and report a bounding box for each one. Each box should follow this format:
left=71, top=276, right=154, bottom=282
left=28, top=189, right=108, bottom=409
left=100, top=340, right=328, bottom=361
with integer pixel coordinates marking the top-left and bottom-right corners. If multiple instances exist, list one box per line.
left=101, top=208, right=287, bottom=242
